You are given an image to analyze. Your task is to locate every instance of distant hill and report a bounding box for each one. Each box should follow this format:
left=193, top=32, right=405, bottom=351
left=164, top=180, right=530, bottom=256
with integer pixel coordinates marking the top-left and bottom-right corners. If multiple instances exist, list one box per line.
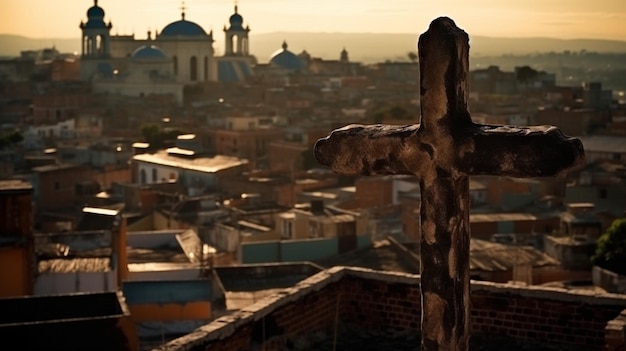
left=0, top=34, right=78, bottom=57
left=2, top=32, right=626, bottom=64
left=252, top=32, right=626, bottom=63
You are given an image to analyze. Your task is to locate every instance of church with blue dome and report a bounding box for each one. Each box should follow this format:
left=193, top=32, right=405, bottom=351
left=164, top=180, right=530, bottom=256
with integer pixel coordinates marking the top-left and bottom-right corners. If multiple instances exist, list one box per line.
left=79, top=0, right=258, bottom=87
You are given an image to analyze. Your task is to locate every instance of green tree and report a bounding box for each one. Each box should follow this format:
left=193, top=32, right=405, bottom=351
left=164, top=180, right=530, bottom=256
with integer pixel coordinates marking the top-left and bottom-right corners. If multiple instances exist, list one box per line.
left=408, top=52, right=418, bottom=63
left=0, top=131, right=23, bottom=149
left=141, top=123, right=161, bottom=145
left=591, top=218, right=626, bottom=275
left=141, top=123, right=185, bottom=149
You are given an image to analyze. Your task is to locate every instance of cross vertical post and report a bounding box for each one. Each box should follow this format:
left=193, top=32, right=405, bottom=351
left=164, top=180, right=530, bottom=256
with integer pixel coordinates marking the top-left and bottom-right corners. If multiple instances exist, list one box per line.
left=314, top=17, right=584, bottom=351
left=417, top=18, right=472, bottom=351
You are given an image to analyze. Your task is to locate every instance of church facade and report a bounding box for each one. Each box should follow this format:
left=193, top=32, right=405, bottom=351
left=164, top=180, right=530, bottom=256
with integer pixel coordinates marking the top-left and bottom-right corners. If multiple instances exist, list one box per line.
left=79, top=0, right=255, bottom=89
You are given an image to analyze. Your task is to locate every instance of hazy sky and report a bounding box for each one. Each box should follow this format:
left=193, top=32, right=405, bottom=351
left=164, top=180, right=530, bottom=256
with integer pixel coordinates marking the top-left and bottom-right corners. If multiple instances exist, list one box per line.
left=2, top=0, right=626, bottom=42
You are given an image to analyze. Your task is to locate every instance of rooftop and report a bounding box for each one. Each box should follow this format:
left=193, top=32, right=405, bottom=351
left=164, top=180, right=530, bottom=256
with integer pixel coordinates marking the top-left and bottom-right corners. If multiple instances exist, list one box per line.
left=0, top=291, right=133, bottom=351
left=469, top=212, right=557, bottom=223
left=0, top=179, right=32, bottom=192
left=133, top=151, right=248, bottom=174
left=577, top=135, right=626, bottom=154
left=32, top=163, right=83, bottom=173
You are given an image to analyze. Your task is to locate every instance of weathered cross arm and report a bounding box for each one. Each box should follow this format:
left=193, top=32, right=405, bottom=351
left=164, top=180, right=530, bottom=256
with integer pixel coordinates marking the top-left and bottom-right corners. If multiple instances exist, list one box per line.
left=313, top=124, right=421, bottom=176
left=313, top=123, right=585, bottom=178
left=458, top=124, right=585, bottom=177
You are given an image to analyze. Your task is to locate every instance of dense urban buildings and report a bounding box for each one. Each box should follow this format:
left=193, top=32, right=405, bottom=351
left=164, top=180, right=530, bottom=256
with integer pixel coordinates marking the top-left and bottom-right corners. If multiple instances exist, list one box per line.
left=1, top=1, right=626, bottom=350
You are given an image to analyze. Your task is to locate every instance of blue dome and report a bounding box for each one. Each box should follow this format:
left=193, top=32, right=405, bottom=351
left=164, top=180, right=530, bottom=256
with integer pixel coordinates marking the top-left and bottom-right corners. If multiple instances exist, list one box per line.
left=131, top=45, right=167, bottom=60
left=83, top=0, right=107, bottom=29
left=87, top=5, right=104, bottom=19
left=229, top=14, right=243, bottom=29
left=160, top=19, right=207, bottom=37
left=228, top=5, right=244, bottom=30
left=269, top=42, right=305, bottom=70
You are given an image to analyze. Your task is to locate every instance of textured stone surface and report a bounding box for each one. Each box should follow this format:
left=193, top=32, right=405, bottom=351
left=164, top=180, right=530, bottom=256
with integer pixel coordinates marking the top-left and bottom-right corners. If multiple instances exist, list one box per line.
left=314, top=17, right=585, bottom=351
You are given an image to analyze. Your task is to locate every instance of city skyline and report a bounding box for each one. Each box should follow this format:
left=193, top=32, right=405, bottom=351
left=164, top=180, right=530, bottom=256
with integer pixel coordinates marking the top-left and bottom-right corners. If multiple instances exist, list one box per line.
left=2, top=0, right=626, bottom=43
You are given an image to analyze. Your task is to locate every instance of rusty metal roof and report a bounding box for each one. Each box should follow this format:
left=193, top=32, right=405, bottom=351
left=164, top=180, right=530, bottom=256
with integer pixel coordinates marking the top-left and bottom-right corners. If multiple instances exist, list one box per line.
left=470, top=239, right=559, bottom=272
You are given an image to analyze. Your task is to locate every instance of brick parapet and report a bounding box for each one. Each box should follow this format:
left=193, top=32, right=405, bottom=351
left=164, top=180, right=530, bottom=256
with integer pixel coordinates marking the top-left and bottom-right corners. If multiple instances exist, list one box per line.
left=153, top=267, right=626, bottom=351
left=605, top=309, right=626, bottom=351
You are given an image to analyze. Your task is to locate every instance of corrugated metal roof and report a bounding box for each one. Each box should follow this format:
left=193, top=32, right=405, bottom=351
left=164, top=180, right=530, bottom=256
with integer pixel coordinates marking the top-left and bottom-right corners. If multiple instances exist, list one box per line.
left=470, top=212, right=555, bottom=222
left=38, top=257, right=111, bottom=273
left=470, top=239, right=559, bottom=272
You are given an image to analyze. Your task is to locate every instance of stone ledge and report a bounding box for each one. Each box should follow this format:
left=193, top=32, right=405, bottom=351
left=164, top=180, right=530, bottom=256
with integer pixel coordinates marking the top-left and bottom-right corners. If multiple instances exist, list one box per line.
left=471, top=279, right=626, bottom=306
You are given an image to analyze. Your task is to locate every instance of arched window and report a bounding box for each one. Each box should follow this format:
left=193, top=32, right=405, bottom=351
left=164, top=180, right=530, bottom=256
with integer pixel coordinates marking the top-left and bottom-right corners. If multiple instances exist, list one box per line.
left=204, top=56, right=208, bottom=81
left=96, top=35, right=103, bottom=55
left=173, top=56, right=178, bottom=75
left=86, top=37, right=93, bottom=56
left=231, top=35, right=238, bottom=54
left=241, top=37, right=249, bottom=55
left=83, top=36, right=89, bottom=56
left=190, top=56, right=197, bottom=81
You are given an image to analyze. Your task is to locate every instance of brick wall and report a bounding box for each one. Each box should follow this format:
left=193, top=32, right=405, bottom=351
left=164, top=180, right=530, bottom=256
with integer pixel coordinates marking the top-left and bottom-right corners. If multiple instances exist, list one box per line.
left=471, top=282, right=626, bottom=348
left=156, top=267, right=626, bottom=351
left=606, top=309, right=626, bottom=351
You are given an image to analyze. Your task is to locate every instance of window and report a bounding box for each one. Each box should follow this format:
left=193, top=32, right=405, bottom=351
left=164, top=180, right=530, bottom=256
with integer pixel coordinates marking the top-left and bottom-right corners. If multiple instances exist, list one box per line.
left=308, top=221, right=321, bottom=238
left=96, top=34, right=104, bottom=55
left=173, top=56, right=178, bottom=75
left=140, top=169, right=146, bottom=184
left=599, top=188, right=608, bottom=199
left=54, top=181, right=60, bottom=190
left=204, top=56, right=208, bottom=81
left=152, top=168, right=157, bottom=182
left=282, top=221, right=293, bottom=239
left=190, top=56, right=197, bottom=81
left=232, top=35, right=239, bottom=54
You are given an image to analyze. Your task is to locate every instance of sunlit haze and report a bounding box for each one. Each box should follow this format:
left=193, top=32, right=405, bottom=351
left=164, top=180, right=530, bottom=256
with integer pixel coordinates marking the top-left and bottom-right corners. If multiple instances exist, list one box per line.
left=3, top=0, right=626, bottom=43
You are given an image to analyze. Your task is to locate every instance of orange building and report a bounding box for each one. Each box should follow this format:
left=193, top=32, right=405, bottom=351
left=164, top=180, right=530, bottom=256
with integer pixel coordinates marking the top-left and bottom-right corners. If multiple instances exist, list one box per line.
left=212, top=115, right=284, bottom=169
left=268, top=128, right=329, bottom=173
left=50, top=56, right=81, bottom=81
left=32, top=90, right=92, bottom=124
left=0, top=180, right=34, bottom=297
left=121, top=279, right=218, bottom=341
left=31, top=163, right=96, bottom=212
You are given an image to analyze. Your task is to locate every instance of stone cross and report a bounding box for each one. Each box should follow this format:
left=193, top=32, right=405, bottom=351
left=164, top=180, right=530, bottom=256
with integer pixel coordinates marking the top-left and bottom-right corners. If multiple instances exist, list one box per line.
left=314, top=17, right=584, bottom=351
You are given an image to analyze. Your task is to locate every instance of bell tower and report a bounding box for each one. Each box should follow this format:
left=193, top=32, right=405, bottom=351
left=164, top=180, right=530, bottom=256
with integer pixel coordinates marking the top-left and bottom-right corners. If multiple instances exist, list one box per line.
left=79, top=0, right=113, bottom=80
left=224, top=3, right=250, bottom=56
